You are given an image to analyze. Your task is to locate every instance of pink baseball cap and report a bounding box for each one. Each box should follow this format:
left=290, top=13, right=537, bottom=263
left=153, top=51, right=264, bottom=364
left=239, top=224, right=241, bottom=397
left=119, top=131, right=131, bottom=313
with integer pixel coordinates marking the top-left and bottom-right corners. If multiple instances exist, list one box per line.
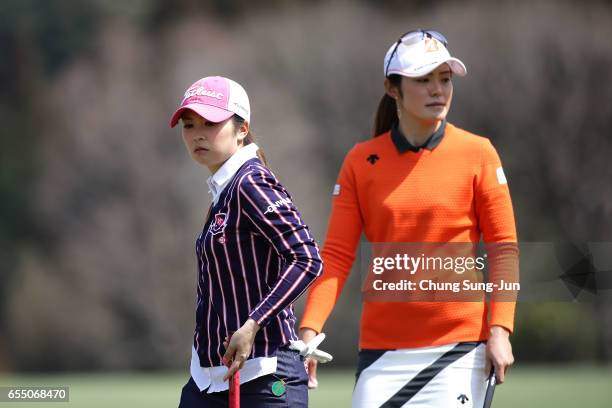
left=169, top=76, right=250, bottom=128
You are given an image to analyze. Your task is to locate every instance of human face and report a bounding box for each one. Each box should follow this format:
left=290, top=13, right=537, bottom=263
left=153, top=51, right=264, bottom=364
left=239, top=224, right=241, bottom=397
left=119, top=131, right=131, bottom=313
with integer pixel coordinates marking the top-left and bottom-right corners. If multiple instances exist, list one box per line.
left=388, top=64, right=453, bottom=124
left=181, top=110, right=248, bottom=173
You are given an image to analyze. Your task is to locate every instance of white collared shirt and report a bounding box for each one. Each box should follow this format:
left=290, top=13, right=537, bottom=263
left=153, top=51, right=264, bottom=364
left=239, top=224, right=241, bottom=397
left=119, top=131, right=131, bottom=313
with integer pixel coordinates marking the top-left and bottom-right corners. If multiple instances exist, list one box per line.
left=206, top=143, right=259, bottom=205
left=193, top=142, right=278, bottom=392
left=190, top=346, right=277, bottom=393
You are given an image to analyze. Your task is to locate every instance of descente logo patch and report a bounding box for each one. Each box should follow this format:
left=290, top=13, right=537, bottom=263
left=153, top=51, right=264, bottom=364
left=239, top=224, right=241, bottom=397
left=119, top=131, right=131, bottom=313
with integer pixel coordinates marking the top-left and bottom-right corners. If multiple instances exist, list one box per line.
left=264, top=198, right=292, bottom=214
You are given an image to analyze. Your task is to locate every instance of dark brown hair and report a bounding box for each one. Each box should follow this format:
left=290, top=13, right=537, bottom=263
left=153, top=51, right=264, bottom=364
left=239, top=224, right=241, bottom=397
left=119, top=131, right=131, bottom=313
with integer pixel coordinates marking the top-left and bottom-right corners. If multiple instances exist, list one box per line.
left=232, top=115, right=268, bottom=166
left=373, top=74, right=403, bottom=138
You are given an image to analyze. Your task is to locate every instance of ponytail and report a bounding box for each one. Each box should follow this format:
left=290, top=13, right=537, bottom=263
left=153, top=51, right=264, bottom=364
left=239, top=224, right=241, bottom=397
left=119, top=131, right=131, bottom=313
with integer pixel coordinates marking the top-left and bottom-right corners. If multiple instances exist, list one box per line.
left=232, top=115, right=268, bottom=166
left=372, top=74, right=403, bottom=138
left=244, top=133, right=268, bottom=166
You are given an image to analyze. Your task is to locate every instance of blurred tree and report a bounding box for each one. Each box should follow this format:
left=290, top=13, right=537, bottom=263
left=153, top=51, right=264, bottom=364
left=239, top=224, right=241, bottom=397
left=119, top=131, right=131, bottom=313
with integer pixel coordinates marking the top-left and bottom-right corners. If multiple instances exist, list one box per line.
left=0, top=0, right=105, bottom=369
left=2, top=0, right=612, bottom=371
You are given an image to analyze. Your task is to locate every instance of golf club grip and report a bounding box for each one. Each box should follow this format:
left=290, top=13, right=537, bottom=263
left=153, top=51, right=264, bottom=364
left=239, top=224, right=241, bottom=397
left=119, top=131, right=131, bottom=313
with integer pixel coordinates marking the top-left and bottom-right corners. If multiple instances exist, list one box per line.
left=229, top=369, right=240, bottom=408
left=483, top=368, right=496, bottom=408
left=226, top=331, right=240, bottom=408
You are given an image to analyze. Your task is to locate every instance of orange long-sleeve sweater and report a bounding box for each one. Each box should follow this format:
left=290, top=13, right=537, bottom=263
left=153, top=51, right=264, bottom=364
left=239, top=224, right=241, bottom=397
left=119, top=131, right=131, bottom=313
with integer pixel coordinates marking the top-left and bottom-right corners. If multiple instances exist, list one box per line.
left=300, top=123, right=518, bottom=349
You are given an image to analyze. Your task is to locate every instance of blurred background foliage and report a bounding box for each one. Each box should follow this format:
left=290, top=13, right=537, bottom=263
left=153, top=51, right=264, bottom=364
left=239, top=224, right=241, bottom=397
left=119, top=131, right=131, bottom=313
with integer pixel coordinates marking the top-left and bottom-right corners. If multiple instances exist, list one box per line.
left=1, top=0, right=611, bottom=372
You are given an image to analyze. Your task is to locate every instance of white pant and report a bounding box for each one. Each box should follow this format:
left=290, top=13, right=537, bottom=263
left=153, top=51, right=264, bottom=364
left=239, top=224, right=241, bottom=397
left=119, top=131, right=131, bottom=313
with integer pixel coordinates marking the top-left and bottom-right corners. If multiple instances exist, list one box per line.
left=352, top=342, right=488, bottom=408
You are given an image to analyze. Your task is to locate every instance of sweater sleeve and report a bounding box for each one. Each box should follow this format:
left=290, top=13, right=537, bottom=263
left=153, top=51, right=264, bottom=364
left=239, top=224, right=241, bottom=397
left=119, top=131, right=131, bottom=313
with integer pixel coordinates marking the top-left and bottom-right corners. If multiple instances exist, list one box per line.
left=300, top=148, right=363, bottom=333
left=474, top=140, right=519, bottom=334
left=239, top=168, right=322, bottom=328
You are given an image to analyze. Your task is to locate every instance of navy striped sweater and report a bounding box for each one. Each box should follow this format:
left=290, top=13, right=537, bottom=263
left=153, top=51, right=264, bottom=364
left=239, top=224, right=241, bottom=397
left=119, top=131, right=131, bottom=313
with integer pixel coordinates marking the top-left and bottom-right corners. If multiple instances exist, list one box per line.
left=194, top=158, right=323, bottom=367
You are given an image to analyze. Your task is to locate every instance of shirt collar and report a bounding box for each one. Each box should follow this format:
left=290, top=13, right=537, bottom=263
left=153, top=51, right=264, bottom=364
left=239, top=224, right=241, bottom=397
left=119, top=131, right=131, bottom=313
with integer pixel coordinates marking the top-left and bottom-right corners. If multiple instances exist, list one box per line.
left=391, top=120, right=446, bottom=153
left=207, top=143, right=259, bottom=202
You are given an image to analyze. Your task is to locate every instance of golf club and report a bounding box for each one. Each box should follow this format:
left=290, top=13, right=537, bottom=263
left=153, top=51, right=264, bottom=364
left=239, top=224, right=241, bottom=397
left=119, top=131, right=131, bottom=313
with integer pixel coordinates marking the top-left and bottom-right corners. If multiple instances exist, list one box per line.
left=483, top=367, right=496, bottom=408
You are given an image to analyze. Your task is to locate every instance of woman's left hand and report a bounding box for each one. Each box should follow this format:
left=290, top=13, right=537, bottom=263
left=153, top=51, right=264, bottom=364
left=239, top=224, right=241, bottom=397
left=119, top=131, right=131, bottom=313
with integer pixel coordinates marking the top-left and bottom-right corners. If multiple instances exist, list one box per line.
left=485, top=325, right=514, bottom=384
left=222, top=318, right=261, bottom=381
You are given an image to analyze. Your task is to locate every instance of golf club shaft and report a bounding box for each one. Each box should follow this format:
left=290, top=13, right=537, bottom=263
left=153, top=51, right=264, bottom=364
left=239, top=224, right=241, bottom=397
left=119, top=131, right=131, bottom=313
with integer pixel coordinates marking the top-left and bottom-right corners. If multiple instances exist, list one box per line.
left=483, top=367, right=496, bottom=408
left=229, top=369, right=240, bottom=408
left=226, top=331, right=240, bottom=408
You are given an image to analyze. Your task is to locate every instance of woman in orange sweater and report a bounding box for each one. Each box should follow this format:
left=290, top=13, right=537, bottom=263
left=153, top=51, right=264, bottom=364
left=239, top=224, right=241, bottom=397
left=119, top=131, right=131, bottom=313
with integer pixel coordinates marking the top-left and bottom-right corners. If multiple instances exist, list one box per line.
left=300, top=30, right=518, bottom=407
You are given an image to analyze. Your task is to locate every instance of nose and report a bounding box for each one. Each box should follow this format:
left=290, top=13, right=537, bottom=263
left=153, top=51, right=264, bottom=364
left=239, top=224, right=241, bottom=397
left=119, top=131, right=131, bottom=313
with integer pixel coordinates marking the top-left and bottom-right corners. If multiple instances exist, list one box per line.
left=429, top=78, right=443, bottom=96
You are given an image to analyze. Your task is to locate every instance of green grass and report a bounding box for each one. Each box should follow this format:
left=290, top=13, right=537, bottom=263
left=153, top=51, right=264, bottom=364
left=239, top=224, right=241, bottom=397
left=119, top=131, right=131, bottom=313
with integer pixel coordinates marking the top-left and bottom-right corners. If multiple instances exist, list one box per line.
left=0, top=366, right=610, bottom=407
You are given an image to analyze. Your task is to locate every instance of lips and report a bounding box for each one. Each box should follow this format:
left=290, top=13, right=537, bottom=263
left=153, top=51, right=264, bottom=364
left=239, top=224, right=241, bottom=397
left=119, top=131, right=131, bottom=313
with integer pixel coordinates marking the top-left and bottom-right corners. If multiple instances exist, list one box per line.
left=426, top=102, right=446, bottom=107
left=194, top=146, right=209, bottom=152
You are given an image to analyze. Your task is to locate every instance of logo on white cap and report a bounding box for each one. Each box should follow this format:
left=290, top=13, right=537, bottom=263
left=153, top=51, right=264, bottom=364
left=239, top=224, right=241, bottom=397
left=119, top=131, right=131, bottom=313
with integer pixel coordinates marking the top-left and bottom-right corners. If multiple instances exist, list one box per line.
left=384, top=34, right=467, bottom=78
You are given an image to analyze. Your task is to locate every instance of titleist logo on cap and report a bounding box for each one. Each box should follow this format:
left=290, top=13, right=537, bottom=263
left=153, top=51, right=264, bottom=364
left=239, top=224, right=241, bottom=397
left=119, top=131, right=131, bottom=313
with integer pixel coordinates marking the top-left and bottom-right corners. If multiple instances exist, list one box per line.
left=182, top=86, right=224, bottom=103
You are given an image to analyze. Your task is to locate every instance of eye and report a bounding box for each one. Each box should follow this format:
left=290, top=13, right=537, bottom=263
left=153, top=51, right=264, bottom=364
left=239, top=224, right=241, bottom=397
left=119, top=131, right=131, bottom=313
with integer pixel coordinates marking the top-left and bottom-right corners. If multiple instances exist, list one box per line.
left=441, top=77, right=451, bottom=83
left=204, top=121, right=218, bottom=127
left=416, top=78, right=429, bottom=83
left=183, top=123, right=194, bottom=129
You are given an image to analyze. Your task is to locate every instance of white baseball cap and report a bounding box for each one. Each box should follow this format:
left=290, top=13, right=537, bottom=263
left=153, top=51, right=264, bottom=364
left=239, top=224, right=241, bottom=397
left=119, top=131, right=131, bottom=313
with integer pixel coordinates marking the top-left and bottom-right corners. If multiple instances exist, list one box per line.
left=169, top=76, right=250, bottom=128
left=383, top=30, right=467, bottom=78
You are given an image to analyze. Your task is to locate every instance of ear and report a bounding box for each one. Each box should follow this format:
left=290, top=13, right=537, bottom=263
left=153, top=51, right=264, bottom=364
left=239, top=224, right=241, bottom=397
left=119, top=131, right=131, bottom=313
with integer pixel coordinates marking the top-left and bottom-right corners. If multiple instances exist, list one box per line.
left=236, top=121, right=249, bottom=143
left=384, top=78, right=401, bottom=100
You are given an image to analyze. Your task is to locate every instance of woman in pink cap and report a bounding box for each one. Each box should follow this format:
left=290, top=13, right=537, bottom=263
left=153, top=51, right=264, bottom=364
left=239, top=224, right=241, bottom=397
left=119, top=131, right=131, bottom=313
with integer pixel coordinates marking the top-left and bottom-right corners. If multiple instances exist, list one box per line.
left=299, top=30, right=518, bottom=407
left=171, top=76, right=322, bottom=407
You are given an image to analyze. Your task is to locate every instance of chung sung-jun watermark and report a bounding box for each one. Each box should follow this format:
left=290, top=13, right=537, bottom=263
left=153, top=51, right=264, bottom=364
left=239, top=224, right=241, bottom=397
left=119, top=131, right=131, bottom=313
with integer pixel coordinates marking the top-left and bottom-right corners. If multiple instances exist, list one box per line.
left=361, top=243, right=519, bottom=302
left=371, top=278, right=519, bottom=293
left=360, top=242, right=612, bottom=302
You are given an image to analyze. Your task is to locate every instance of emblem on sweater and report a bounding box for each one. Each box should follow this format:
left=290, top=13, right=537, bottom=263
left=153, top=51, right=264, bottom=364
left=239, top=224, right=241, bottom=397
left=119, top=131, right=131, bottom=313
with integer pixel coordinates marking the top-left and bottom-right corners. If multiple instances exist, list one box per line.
left=367, top=154, right=379, bottom=164
left=209, top=212, right=227, bottom=235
